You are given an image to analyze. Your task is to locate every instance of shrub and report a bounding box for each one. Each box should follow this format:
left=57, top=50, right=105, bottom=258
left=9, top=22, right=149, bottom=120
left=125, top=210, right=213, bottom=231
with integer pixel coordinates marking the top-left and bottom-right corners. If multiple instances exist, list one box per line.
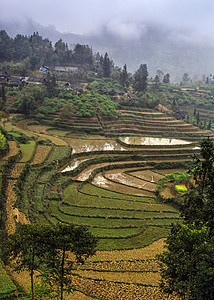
left=174, top=185, right=188, bottom=193
left=0, top=132, right=6, bottom=150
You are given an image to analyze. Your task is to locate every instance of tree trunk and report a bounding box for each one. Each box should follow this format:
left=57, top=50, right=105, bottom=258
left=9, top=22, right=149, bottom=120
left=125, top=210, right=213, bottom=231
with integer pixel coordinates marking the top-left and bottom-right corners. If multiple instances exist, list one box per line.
left=60, top=250, right=65, bottom=300
left=30, top=269, right=34, bottom=300
left=187, top=265, right=192, bottom=300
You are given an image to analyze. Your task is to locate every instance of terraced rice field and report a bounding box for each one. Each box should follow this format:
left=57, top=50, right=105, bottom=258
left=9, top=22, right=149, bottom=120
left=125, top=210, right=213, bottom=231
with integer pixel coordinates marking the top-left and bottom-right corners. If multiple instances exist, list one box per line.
left=31, top=145, right=52, bottom=165
left=4, top=108, right=211, bottom=298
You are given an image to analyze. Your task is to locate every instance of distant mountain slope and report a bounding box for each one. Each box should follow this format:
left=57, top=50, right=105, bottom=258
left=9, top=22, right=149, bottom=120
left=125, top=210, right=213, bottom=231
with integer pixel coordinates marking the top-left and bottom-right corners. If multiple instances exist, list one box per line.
left=1, top=18, right=214, bottom=81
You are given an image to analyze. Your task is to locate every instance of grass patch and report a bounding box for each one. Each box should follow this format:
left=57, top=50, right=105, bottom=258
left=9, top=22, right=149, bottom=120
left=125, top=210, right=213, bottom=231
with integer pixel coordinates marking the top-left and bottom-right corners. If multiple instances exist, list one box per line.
left=80, top=183, right=157, bottom=203
left=63, top=183, right=177, bottom=212
left=47, top=128, right=70, bottom=136
left=45, top=145, right=71, bottom=165
left=97, top=226, right=170, bottom=250
left=59, top=203, right=180, bottom=219
left=89, top=227, right=143, bottom=238
left=0, top=260, right=16, bottom=298
left=19, top=140, right=36, bottom=162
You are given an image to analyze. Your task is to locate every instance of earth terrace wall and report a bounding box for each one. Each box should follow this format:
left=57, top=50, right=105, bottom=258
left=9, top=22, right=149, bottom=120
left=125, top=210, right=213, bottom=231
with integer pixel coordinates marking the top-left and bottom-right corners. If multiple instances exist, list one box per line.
left=14, top=145, right=72, bottom=222
left=0, top=148, right=21, bottom=262
left=62, top=155, right=147, bottom=178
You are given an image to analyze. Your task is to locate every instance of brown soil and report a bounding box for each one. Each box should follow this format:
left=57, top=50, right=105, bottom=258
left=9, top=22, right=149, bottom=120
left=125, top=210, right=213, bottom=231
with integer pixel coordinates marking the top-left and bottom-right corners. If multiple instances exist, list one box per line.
left=31, top=145, right=52, bottom=165
left=160, top=182, right=175, bottom=199
left=16, top=119, right=29, bottom=130
left=2, top=141, right=19, bottom=160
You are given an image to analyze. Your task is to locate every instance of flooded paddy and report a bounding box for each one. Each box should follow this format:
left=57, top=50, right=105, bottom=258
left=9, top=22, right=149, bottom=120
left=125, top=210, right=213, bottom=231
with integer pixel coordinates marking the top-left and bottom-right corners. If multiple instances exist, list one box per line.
left=92, top=173, right=155, bottom=197
left=73, top=160, right=145, bottom=181
left=64, top=138, right=127, bottom=153
left=61, top=158, right=89, bottom=173
left=105, top=170, right=157, bottom=192
left=129, top=170, right=164, bottom=182
left=120, top=136, right=191, bottom=146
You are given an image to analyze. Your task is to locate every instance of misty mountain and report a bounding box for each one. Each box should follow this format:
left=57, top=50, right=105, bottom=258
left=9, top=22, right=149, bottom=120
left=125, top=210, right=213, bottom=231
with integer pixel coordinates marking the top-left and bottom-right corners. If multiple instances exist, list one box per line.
left=1, top=18, right=214, bottom=81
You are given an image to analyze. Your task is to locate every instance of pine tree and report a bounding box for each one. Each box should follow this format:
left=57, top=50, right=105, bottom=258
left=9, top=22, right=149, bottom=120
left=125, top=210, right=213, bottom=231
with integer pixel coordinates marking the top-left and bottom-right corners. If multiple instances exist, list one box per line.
left=196, top=111, right=200, bottom=125
left=120, top=64, right=129, bottom=87
left=163, top=73, right=170, bottom=83
left=102, top=53, right=111, bottom=77
left=207, top=119, right=212, bottom=130
left=133, top=64, right=148, bottom=92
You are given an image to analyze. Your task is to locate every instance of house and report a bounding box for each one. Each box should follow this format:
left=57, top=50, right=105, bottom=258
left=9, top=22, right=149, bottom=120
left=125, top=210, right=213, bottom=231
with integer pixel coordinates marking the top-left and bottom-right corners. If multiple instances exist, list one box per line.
left=8, top=76, right=23, bottom=84
left=127, top=93, right=137, bottom=101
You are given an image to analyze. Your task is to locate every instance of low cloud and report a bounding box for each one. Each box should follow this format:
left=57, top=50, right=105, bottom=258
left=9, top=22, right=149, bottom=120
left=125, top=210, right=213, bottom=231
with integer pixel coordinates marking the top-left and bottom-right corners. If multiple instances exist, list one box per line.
left=104, top=19, right=147, bottom=40
left=0, top=0, right=213, bottom=45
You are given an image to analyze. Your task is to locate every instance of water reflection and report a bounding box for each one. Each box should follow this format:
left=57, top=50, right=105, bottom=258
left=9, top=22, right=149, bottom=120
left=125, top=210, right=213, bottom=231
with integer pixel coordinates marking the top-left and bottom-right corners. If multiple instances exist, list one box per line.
left=72, top=141, right=126, bottom=153
left=121, top=137, right=191, bottom=146
left=61, top=158, right=88, bottom=172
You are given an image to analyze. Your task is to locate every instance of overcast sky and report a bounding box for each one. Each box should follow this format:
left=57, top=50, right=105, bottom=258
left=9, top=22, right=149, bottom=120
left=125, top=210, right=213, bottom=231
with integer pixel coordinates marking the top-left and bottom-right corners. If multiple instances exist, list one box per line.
left=1, top=0, right=214, bottom=41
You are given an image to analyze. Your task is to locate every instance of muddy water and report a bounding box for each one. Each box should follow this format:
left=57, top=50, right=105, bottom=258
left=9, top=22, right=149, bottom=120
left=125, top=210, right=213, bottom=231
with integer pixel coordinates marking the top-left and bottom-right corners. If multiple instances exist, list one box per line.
left=61, top=158, right=89, bottom=173
left=129, top=170, right=164, bottom=182
left=120, top=137, right=191, bottom=146
left=105, top=170, right=157, bottom=192
left=92, top=173, right=155, bottom=197
left=64, top=138, right=127, bottom=154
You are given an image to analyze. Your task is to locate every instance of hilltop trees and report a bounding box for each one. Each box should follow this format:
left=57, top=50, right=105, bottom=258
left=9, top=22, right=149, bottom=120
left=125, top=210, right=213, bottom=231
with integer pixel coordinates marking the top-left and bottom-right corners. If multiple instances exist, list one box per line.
left=73, top=44, right=93, bottom=66
left=0, top=30, right=14, bottom=61
left=0, top=30, right=102, bottom=72
left=120, top=64, right=129, bottom=87
left=181, top=73, right=191, bottom=85
left=163, top=73, right=170, bottom=83
left=101, top=52, right=112, bottom=77
left=133, top=64, right=148, bottom=92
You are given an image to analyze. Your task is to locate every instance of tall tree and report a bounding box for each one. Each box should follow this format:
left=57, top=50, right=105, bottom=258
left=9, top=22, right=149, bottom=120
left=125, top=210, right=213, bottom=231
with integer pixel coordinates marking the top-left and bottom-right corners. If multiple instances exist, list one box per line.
left=102, top=52, right=111, bottom=77
left=181, top=73, right=191, bottom=85
left=45, top=72, right=57, bottom=97
left=0, top=30, right=14, bottom=61
left=42, top=223, right=97, bottom=300
left=5, top=224, right=54, bottom=300
left=182, top=138, right=214, bottom=232
left=0, top=84, right=6, bottom=110
left=120, top=64, right=129, bottom=87
left=158, top=222, right=214, bottom=300
left=133, top=64, right=148, bottom=92
left=156, top=69, right=164, bottom=82
left=163, top=73, right=170, bottom=83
